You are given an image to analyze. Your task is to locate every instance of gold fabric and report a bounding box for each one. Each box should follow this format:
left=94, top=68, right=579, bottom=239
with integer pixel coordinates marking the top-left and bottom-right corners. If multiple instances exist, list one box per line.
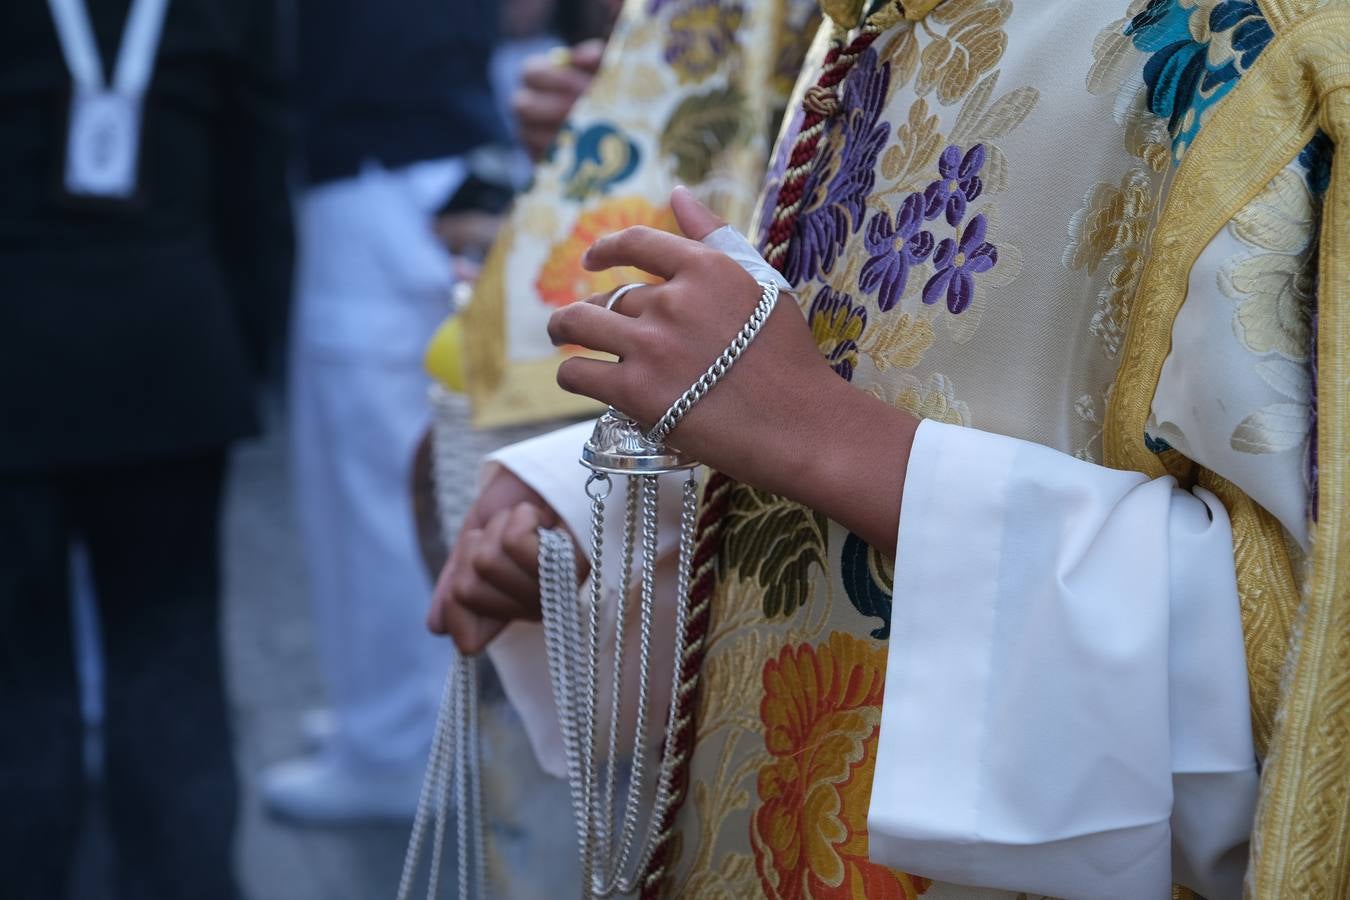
left=442, top=0, right=820, bottom=427
left=1104, top=3, right=1350, bottom=894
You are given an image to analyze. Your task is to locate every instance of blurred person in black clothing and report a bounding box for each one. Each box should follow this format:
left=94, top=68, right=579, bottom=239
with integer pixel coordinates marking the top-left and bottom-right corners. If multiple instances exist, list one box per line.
left=263, top=0, right=511, bottom=822
left=0, top=0, right=291, bottom=897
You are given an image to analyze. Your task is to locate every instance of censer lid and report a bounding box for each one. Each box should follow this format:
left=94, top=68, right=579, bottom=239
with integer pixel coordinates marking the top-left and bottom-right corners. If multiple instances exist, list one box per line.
left=580, top=408, right=697, bottom=475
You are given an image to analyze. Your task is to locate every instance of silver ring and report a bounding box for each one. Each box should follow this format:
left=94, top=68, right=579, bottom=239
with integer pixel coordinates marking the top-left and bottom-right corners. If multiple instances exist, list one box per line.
left=604, top=282, right=646, bottom=313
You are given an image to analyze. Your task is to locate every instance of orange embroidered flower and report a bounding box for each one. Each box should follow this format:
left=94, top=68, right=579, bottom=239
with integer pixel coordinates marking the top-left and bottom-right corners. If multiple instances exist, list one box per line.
left=753, top=632, right=928, bottom=900
left=534, top=196, right=677, bottom=307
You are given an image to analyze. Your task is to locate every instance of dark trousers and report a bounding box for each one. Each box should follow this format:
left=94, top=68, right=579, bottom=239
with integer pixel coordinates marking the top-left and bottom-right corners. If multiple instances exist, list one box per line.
left=0, top=452, right=240, bottom=900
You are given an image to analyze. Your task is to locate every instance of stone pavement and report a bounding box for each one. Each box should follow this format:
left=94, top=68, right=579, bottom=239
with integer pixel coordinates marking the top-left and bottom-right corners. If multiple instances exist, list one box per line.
left=223, top=403, right=410, bottom=900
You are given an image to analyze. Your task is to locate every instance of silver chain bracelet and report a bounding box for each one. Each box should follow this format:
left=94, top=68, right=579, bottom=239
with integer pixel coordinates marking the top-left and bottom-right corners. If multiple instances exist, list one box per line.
left=645, top=279, right=780, bottom=446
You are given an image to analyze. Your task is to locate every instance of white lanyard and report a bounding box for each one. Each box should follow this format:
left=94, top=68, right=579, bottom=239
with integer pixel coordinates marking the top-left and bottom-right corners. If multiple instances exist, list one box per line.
left=46, top=0, right=172, bottom=199
left=47, top=0, right=170, bottom=95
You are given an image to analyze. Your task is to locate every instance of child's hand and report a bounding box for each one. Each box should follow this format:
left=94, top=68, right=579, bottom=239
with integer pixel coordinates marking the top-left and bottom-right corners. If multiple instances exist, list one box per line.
left=547, top=187, right=843, bottom=498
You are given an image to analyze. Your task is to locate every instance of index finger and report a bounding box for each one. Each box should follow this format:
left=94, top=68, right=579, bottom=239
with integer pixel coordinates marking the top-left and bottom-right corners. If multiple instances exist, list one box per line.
left=582, top=226, right=704, bottom=281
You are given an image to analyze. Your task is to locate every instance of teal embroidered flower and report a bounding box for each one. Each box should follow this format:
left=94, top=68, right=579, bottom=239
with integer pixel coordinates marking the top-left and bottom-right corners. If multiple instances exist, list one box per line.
left=1125, top=0, right=1273, bottom=157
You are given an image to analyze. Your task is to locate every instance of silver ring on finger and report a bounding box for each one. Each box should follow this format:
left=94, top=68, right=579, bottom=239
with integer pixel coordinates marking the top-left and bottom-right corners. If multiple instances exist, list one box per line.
left=604, top=282, right=647, bottom=314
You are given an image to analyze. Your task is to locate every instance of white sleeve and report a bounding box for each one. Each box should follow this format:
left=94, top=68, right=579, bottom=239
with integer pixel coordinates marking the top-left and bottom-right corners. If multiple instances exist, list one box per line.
left=482, top=422, right=689, bottom=778
left=866, top=420, right=1258, bottom=900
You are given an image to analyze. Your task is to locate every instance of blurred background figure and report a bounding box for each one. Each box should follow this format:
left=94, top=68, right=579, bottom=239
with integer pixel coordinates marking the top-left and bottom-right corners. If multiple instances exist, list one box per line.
left=0, top=0, right=291, bottom=898
left=262, top=0, right=511, bottom=823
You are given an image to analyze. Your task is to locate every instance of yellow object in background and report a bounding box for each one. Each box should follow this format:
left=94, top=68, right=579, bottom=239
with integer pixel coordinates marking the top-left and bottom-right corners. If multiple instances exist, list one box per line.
left=424, top=316, right=466, bottom=393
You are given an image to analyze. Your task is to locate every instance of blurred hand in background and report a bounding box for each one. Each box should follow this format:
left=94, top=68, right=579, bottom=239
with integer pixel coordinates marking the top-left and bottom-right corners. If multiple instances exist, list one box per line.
left=513, top=38, right=606, bottom=160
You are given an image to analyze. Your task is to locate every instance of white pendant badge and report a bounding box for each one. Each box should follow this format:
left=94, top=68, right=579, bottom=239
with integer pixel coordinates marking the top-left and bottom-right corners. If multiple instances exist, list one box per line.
left=64, top=87, right=143, bottom=199
left=46, top=0, right=170, bottom=202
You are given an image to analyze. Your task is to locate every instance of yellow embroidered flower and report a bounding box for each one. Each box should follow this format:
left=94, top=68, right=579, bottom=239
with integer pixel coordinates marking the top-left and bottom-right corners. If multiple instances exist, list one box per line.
left=1063, top=170, right=1157, bottom=357
left=915, top=0, right=1011, bottom=104
left=1222, top=167, right=1316, bottom=361
left=895, top=372, right=970, bottom=425
left=753, top=633, right=929, bottom=899
left=807, top=286, right=868, bottom=381
left=534, top=196, right=676, bottom=307
left=1063, top=173, right=1154, bottom=275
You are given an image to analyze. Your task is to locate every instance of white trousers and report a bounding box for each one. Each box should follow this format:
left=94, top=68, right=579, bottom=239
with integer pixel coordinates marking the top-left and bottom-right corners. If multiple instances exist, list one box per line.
left=289, top=159, right=463, bottom=767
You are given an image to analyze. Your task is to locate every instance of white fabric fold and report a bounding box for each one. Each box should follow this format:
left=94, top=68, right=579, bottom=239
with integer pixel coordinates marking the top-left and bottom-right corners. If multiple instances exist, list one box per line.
left=868, top=420, right=1256, bottom=899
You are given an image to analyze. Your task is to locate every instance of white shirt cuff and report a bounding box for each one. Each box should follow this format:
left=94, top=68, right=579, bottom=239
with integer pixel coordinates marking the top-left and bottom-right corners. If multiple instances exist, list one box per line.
left=867, top=420, right=1255, bottom=899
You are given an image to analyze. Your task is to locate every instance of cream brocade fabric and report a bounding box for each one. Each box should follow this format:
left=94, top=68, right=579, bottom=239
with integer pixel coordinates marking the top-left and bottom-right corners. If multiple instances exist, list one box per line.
left=455, top=0, right=821, bottom=427
left=658, top=2, right=1325, bottom=897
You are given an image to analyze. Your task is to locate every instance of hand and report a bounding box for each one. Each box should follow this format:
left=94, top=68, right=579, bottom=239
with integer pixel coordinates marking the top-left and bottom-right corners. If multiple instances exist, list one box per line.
left=513, top=39, right=606, bottom=160
left=426, top=468, right=587, bottom=654
left=548, top=187, right=919, bottom=553
left=548, top=188, right=839, bottom=493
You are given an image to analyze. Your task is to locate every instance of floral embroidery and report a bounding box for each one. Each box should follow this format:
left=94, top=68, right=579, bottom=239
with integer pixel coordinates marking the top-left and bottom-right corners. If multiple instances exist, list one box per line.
left=651, top=0, right=747, bottom=84
left=535, top=197, right=675, bottom=306
left=923, top=213, right=997, bottom=314
left=1063, top=170, right=1156, bottom=357
left=897, top=372, right=971, bottom=424
left=783, top=47, right=893, bottom=285
left=721, top=486, right=828, bottom=619
left=914, top=0, right=1012, bottom=105
left=753, top=633, right=929, bottom=899
left=1125, top=0, right=1274, bottom=159
left=1221, top=167, right=1315, bottom=362
left=841, top=534, right=893, bottom=640
left=923, top=143, right=985, bottom=226
left=1072, top=387, right=1114, bottom=463
left=809, top=287, right=870, bottom=381
left=660, top=84, right=747, bottom=183
left=860, top=193, right=935, bottom=312
left=672, top=15, right=1038, bottom=893
left=1230, top=358, right=1311, bottom=455
left=1219, top=165, right=1317, bottom=460
left=870, top=371, right=972, bottom=425
left=557, top=123, right=642, bottom=201
left=858, top=312, right=937, bottom=373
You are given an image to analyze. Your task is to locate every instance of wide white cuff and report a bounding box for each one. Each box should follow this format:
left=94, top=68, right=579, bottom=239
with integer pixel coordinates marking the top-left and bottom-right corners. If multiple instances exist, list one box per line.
left=483, top=422, right=688, bottom=778
left=868, top=420, right=1256, bottom=899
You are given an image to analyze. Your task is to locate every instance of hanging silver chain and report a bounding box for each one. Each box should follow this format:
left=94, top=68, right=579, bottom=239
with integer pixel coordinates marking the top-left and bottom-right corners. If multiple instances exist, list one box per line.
left=402, top=278, right=781, bottom=899
left=535, top=281, right=780, bottom=898
left=396, top=388, right=488, bottom=900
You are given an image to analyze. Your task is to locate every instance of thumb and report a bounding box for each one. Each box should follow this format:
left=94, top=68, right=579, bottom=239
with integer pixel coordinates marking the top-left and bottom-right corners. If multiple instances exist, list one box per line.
left=671, top=186, right=726, bottom=241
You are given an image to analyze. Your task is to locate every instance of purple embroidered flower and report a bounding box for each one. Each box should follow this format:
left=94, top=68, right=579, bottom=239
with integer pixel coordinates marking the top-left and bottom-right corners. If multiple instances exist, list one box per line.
left=663, top=1, right=745, bottom=83
left=859, top=192, right=935, bottom=312
left=807, top=286, right=868, bottom=382
left=923, top=214, right=998, bottom=314
left=923, top=144, right=986, bottom=226
left=783, top=48, right=892, bottom=285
